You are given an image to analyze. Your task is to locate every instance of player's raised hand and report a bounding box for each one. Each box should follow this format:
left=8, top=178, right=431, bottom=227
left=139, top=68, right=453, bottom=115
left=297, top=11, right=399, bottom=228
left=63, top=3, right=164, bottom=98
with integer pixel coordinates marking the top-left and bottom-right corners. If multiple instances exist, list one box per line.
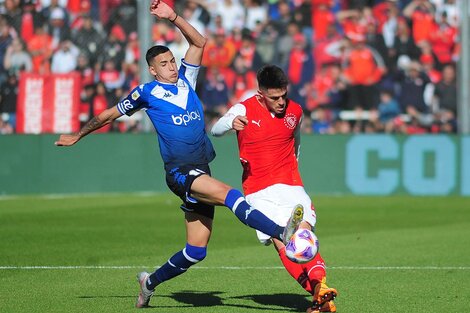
left=232, top=116, right=249, bottom=131
left=55, top=134, right=81, bottom=146
left=149, top=0, right=175, bottom=20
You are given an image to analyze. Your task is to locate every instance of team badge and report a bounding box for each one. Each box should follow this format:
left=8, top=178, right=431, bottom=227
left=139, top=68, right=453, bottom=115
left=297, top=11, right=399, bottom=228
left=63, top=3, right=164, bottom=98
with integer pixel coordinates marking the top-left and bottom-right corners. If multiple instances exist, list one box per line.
left=131, top=90, right=140, bottom=100
left=284, top=113, right=297, bottom=129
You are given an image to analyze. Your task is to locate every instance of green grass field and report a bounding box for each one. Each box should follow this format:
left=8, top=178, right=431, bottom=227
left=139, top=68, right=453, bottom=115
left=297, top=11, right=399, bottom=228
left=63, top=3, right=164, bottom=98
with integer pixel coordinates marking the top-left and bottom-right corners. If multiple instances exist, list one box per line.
left=1, top=194, right=469, bottom=313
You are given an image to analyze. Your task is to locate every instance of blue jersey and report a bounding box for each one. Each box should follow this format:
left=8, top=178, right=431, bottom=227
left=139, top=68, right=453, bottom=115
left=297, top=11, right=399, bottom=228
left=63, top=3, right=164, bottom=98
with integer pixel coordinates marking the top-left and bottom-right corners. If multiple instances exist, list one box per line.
left=117, top=60, right=216, bottom=168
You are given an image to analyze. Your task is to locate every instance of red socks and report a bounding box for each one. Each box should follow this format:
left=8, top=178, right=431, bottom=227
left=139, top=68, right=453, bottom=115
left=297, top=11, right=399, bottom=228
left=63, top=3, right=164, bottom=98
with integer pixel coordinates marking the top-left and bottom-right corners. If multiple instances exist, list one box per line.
left=279, top=247, right=326, bottom=294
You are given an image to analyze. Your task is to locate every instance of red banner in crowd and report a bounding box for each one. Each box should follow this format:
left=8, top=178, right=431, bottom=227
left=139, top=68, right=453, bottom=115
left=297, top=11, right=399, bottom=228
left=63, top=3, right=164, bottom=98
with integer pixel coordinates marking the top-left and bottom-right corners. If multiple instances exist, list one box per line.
left=16, top=73, right=81, bottom=134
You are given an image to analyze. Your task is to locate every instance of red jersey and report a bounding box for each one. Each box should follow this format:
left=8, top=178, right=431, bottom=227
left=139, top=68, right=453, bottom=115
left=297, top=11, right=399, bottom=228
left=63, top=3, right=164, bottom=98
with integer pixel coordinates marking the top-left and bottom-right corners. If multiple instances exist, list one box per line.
left=237, top=96, right=304, bottom=195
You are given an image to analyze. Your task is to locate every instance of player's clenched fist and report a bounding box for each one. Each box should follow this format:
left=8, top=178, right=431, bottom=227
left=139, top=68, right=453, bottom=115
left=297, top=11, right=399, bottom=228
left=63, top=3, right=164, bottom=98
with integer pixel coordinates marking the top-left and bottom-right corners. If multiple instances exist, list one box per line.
left=149, top=0, right=176, bottom=21
left=232, top=116, right=248, bottom=131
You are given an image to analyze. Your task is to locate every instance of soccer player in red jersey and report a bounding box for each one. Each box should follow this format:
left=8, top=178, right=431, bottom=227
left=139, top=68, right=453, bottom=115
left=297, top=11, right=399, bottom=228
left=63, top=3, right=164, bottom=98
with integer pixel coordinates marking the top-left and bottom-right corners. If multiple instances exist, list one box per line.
left=211, top=65, right=338, bottom=313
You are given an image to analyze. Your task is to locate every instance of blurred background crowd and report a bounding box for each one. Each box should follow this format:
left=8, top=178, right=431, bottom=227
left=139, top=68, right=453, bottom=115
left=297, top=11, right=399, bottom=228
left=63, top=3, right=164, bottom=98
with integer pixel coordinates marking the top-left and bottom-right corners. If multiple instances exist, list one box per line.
left=0, top=0, right=461, bottom=134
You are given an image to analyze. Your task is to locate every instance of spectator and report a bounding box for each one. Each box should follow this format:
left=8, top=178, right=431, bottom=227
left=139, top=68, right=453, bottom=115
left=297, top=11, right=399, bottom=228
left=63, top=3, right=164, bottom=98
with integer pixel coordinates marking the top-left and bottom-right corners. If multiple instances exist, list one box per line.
left=234, top=30, right=263, bottom=77
left=342, top=34, right=386, bottom=116
left=311, top=108, right=333, bottom=134
left=200, top=67, right=229, bottom=123
left=286, top=33, right=315, bottom=109
left=336, top=8, right=368, bottom=41
left=27, top=22, right=53, bottom=74
left=429, top=12, right=457, bottom=67
left=90, top=81, right=111, bottom=133
left=365, top=20, right=391, bottom=69
left=182, top=0, right=210, bottom=35
left=403, top=0, right=435, bottom=45
left=433, top=64, right=457, bottom=128
left=67, top=0, right=91, bottom=21
left=97, top=24, right=126, bottom=71
left=419, top=42, right=441, bottom=83
left=41, top=0, right=70, bottom=27
left=76, top=52, right=95, bottom=89
left=392, top=17, right=421, bottom=66
left=255, top=21, right=278, bottom=65
left=306, top=62, right=346, bottom=114
left=314, top=23, right=343, bottom=70
left=397, top=60, right=433, bottom=126
left=51, top=39, right=79, bottom=73
left=47, top=7, right=71, bottom=50
left=243, top=0, right=267, bottom=31
left=18, top=0, right=44, bottom=43
left=276, top=21, right=299, bottom=69
left=123, top=59, right=140, bottom=92
left=201, top=28, right=236, bottom=75
left=107, top=0, right=137, bottom=35
left=228, top=54, right=257, bottom=105
left=0, top=16, right=13, bottom=84
left=381, top=1, right=399, bottom=50
left=0, top=72, right=18, bottom=132
left=271, top=0, right=293, bottom=37
left=3, top=37, right=33, bottom=76
left=3, top=0, right=22, bottom=35
left=434, top=0, right=458, bottom=27
left=78, top=83, right=94, bottom=126
left=213, top=0, right=244, bottom=33
left=123, top=31, right=140, bottom=72
left=376, top=88, right=401, bottom=133
left=312, top=2, right=335, bottom=41
left=293, top=0, right=313, bottom=46
left=167, top=29, right=189, bottom=67
left=98, top=59, right=125, bottom=92
left=71, top=13, right=105, bottom=67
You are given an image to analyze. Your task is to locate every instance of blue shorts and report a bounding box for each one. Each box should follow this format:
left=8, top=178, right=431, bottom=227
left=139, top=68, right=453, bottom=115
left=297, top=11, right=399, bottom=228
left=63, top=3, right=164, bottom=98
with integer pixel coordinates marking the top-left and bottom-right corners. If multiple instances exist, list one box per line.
left=165, top=164, right=215, bottom=219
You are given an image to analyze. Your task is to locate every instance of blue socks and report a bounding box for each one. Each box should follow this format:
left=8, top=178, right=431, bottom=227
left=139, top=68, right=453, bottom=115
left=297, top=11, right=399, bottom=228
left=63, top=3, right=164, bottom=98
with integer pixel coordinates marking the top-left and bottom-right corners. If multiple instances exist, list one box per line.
left=145, top=189, right=284, bottom=291
left=146, top=243, right=207, bottom=290
left=224, top=189, right=283, bottom=240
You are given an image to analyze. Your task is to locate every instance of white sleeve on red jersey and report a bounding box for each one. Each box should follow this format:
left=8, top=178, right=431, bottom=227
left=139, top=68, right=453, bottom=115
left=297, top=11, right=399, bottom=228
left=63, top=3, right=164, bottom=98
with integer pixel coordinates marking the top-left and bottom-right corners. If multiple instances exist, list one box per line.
left=210, top=103, right=247, bottom=137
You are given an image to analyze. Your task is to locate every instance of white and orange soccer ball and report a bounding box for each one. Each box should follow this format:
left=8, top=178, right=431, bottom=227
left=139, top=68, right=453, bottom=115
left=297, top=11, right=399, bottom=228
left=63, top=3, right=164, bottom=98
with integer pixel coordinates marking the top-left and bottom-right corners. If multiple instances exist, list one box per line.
left=285, top=228, right=319, bottom=264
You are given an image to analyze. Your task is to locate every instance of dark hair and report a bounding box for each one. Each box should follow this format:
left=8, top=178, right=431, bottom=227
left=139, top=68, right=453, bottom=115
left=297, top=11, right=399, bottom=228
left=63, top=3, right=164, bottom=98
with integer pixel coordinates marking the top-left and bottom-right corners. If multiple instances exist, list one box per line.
left=256, top=65, right=288, bottom=90
left=145, top=45, right=170, bottom=65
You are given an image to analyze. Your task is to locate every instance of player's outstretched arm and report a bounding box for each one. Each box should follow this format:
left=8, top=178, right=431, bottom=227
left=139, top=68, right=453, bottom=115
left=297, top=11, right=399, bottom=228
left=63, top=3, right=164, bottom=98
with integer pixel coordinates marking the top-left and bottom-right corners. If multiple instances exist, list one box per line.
left=55, top=106, right=122, bottom=146
left=149, top=0, right=206, bottom=66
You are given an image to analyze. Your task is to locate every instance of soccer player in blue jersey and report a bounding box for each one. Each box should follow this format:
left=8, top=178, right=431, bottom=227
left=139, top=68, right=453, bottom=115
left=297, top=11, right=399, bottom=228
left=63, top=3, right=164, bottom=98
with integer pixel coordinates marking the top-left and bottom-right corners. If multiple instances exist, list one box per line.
left=55, top=0, right=303, bottom=308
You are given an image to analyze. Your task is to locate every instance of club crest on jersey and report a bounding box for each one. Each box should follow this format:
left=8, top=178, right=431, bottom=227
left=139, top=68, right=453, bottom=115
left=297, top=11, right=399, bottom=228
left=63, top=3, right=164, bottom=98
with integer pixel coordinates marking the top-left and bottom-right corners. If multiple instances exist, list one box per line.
left=284, top=113, right=297, bottom=129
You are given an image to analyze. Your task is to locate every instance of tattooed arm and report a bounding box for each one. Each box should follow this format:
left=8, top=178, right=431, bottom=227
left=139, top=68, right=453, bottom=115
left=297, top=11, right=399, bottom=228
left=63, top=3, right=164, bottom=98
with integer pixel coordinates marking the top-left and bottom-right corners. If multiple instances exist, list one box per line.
left=55, top=106, right=123, bottom=146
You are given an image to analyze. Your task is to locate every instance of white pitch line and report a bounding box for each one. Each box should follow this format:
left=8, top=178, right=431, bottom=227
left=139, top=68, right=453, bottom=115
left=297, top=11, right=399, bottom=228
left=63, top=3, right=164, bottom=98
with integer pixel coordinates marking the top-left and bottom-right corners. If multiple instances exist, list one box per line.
left=0, top=266, right=469, bottom=270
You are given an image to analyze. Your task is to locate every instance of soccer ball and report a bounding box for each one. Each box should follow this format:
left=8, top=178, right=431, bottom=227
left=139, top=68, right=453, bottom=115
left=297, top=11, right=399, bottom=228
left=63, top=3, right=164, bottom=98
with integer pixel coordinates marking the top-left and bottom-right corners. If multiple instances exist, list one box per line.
left=285, top=228, right=319, bottom=264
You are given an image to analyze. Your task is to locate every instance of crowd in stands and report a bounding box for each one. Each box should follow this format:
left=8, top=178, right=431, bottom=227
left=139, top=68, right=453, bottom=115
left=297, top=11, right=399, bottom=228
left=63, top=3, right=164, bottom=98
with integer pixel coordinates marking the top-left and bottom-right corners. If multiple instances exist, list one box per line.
left=0, top=0, right=460, bottom=134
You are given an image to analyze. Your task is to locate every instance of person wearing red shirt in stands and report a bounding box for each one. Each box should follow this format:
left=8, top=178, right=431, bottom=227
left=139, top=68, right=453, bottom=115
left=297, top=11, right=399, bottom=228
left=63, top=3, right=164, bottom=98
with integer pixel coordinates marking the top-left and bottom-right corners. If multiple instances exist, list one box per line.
left=201, top=28, right=236, bottom=78
left=286, top=33, right=315, bottom=109
left=403, top=0, right=435, bottom=44
left=312, top=2, right=335, bottom=41
left=342, top=33, right=386, bottom=116
left=228, top=54, right=258, bottom=105
left=429, top=12, right=457, bottom=66
left=212, top=65, right=338, bottom=313
left=90, top=82, right=111, bottom=133
left=27, top=23, right=53, bottom=74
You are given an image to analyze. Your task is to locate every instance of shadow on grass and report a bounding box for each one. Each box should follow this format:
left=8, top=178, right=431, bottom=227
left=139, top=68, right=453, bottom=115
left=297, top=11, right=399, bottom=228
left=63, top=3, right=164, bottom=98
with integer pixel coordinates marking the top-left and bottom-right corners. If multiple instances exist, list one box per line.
left=78, top=291, right=310, bottom=311
left=164, top=291, right=309, bottom=311
left=231, top=293, right=310, bottom=312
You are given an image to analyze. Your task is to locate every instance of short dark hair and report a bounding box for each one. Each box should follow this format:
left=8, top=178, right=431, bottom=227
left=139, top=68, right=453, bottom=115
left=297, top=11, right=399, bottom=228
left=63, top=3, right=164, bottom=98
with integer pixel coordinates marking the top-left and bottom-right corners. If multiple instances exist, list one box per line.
left=145, top=45, right=170, bottom=65
left=256, top=65, right=288, bottom=90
